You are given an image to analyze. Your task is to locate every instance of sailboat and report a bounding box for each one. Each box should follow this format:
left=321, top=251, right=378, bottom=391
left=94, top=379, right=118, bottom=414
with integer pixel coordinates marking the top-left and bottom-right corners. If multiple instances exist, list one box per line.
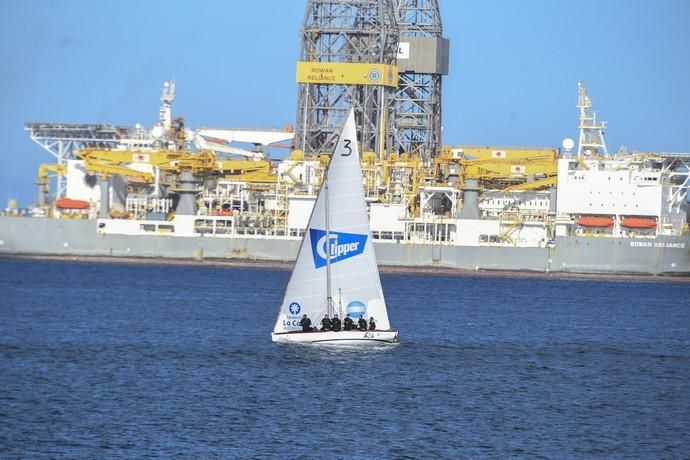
left=271, top=110, right=399, bottom=344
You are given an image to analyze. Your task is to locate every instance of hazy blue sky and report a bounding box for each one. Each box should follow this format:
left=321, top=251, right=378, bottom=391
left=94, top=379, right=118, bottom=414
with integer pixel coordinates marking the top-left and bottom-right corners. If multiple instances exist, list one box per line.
left=1, top=0, right=689, bottom=205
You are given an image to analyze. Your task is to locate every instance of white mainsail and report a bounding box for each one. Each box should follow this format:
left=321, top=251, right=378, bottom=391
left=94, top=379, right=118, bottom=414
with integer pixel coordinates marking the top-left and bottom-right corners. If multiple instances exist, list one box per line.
left=272, top=110, right=390, bottom=334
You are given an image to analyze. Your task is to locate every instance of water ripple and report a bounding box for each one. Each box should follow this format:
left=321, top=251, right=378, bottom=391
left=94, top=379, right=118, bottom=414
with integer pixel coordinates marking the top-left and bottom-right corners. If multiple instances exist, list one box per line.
left=0, top=259, right=688, bottom=458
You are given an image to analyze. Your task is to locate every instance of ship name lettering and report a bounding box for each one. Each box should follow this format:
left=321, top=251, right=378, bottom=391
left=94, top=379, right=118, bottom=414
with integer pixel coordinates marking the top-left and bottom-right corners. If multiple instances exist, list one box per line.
left=630, top=241, right=653, bottom=247
left=654, top=242, right=685, bottom=249
left=630, top=241, right=685, bottom=249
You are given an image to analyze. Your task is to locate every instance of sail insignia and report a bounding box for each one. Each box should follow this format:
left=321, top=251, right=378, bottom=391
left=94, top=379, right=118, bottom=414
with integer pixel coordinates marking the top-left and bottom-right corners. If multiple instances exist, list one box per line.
left=309, top=228, right=367, bottom=268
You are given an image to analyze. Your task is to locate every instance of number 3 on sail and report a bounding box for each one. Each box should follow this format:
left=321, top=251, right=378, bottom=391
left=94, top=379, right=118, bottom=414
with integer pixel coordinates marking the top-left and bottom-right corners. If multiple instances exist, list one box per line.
left=271, top=109, right=399, bottom=344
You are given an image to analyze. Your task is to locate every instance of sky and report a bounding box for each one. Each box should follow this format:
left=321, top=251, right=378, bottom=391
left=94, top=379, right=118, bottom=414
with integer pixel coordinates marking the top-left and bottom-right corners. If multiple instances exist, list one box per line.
left=1, top=0, right=689, bottom=206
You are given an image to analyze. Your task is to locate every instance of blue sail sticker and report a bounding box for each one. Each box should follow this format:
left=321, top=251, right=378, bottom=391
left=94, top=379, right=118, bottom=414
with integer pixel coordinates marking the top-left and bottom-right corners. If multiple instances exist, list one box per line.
left=309, top=228, right=367, bottom=269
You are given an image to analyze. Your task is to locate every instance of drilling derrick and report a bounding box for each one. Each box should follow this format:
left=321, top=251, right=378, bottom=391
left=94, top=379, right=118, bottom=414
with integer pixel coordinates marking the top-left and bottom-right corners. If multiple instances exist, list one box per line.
left=295, top=0, right=399, bottom=159
left=393, top=0, right=449, bottom=161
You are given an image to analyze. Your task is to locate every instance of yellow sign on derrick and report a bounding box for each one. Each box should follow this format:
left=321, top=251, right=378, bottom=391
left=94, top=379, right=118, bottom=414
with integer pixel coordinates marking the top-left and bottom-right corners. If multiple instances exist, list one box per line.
left=296, top=61, right=398, bottom=87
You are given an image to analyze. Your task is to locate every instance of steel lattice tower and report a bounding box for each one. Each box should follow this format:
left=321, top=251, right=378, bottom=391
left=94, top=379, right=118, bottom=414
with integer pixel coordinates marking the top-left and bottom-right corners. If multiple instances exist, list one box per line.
left=295, top=0, right=399, bottom=158
left=393, top=0, right=448, bottom=160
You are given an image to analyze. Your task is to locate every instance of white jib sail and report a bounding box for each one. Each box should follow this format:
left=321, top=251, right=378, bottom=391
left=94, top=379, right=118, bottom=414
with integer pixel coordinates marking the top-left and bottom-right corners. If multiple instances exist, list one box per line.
left=273, top=110, right=390, bottom=333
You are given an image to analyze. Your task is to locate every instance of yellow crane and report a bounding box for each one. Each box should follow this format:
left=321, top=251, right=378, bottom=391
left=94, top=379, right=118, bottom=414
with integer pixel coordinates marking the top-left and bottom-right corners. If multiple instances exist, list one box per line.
left=437, top=146, right=559, bottom=190
left=75, top=148, right=276, bottom=184
left=76, top=149, right=156, bottom=182
left=215, top=159, right=276, bottom=183
left=35, top=163, right=67, bottom=207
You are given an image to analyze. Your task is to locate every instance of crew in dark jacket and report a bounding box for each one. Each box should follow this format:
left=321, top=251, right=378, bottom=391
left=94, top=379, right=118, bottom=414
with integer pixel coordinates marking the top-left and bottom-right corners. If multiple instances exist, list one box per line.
left=321, top=316, right=332, bottom=331
left=358, top=315, right=367, bottom=331
left=369, top=317, right=376, bottom=330
left=299, top=314, right=312, bottom=332
left=331, top=314, right=342, bottom=331
left=343, top=314, right=354, bottom=331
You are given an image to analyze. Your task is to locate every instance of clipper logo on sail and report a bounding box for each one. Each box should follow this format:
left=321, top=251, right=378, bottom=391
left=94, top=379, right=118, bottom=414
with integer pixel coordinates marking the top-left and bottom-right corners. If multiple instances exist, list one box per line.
left=310, top=228, right=367, bottom=269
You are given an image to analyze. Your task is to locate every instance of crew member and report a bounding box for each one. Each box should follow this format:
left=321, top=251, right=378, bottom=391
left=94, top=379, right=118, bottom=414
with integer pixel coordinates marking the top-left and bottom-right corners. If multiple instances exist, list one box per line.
left=331, top=314, right=342, bottom=331
left=343, top=314, right=354, bottom=331
left=299, top=314, right=312, bottom=332
left=321, top=315, right=332, bottom=331
left=369, top=317, right=376, bottom=330
left=358, top=315, right=367, bottom=331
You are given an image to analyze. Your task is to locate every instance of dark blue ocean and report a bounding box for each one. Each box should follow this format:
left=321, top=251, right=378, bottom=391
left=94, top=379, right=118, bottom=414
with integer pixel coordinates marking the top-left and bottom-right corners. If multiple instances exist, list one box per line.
left=1, top=258, right=688, bottom=459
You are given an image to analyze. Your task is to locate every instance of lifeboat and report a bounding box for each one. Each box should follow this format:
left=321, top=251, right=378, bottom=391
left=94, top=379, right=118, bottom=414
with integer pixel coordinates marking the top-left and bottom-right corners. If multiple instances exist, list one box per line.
left=55, top=198, right=90, bottom=210
left=213, top=209, right=233, bottom=216
left=577, top=216, right=613, bottom=228
left=621, top=217, right=657, bottom=229
left=110, top=209, right=130, bottom=219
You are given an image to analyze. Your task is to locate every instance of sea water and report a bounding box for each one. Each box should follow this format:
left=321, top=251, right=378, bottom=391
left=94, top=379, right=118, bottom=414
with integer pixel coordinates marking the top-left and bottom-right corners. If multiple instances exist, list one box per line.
left=1, top=258, right=688, bottom=458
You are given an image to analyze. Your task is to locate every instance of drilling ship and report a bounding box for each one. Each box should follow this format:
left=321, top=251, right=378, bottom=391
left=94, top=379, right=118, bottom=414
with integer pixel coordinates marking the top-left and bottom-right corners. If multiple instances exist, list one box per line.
left=1, top=1, right=688, bottom=275
left=0, top=80, right=687, bottom=276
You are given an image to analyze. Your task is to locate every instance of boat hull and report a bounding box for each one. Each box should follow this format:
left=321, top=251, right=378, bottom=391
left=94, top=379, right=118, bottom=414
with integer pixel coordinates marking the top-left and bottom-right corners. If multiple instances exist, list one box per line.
left=0, top=217, right=688, bottom=276
left=271, top=329, right=399, bottom=344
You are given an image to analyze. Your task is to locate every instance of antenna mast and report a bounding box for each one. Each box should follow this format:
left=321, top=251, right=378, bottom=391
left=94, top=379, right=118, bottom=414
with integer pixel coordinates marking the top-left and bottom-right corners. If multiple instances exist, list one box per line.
left=577, top=81, right=609, bottom=158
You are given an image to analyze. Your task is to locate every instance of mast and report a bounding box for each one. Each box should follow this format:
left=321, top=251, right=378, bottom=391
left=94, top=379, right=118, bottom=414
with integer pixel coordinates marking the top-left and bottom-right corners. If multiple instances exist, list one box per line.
left=577, top=81, right=609, bottom=158
left=324, top=175, right=334, bottom=316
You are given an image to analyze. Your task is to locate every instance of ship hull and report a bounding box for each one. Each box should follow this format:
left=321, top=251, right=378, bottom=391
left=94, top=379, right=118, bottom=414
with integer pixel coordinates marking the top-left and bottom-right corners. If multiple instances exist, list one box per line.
left=1, top=216, right=688, bottom=276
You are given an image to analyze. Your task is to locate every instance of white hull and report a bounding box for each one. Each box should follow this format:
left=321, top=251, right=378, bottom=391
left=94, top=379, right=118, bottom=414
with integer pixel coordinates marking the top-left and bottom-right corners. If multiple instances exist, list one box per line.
left=271, top=329, right=399, bottom=344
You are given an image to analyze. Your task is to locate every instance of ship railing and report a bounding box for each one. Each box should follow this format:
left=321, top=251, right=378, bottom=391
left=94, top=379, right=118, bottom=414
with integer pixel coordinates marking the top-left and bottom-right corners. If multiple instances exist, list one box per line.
left=192, top=213, right=299, bottom=239
left=371, top=231, right=405, bottom=242
left=404, top=221, right=456, bottom=244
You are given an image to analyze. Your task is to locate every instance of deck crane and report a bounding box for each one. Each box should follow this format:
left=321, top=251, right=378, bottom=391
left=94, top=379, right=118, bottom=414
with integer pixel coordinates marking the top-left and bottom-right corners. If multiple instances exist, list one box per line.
left=35, top=163, right=66, bottom=207
left=191, top=128, right=295, bottom=161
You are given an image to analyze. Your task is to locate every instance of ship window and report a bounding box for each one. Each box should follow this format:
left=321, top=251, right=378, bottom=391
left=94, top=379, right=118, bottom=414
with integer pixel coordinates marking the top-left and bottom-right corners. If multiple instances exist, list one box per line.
left=140, top=224, right=155, bottom=232
left=158, top=225, right=174, bottom=233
